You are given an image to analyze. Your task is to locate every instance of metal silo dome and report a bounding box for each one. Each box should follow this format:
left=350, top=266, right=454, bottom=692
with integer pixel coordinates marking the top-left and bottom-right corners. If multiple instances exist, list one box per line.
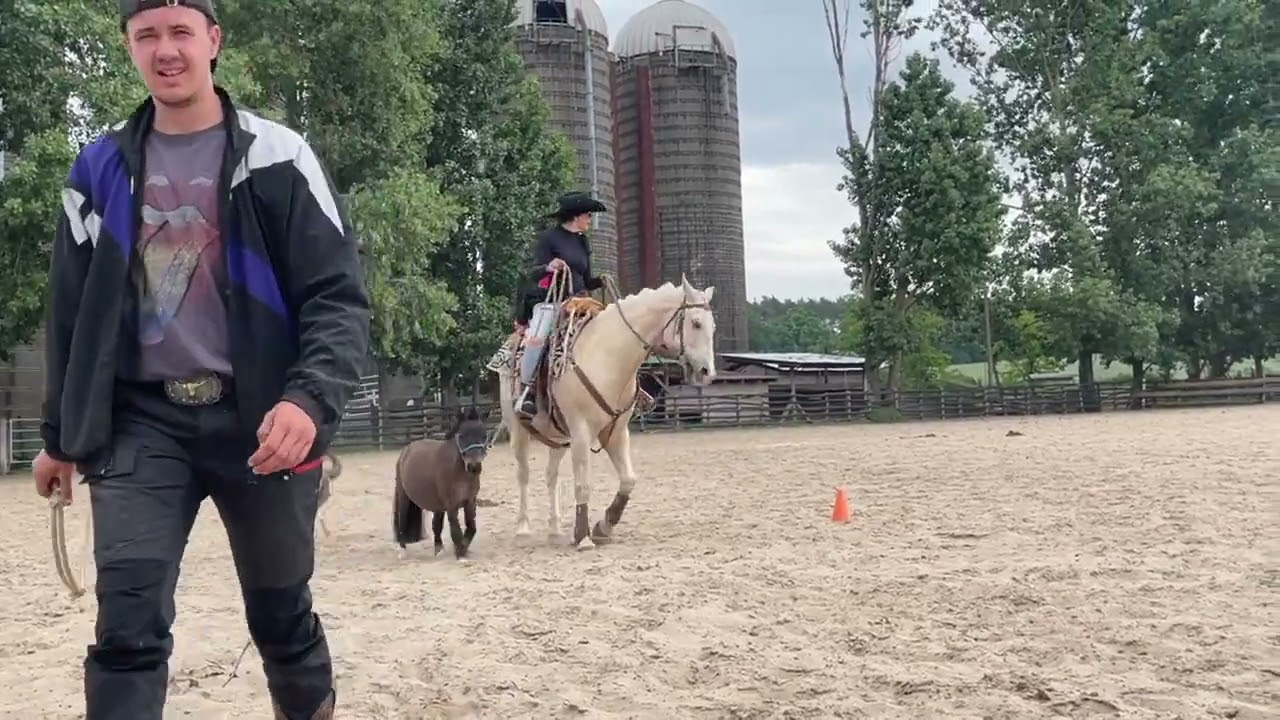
left=511, top=0, right=608, bottom=36
left=613, top=0, right=736, bottom=59
left=611, top=0, right=748, bottom=351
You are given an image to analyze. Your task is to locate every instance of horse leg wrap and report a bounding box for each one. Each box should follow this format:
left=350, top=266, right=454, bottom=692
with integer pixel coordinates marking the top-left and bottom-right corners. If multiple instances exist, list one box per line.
left=592, top=493, right=630, bottom=541
left=605, top=492, right=630, bottom=526
left=573, top=503, right=590, bottom=545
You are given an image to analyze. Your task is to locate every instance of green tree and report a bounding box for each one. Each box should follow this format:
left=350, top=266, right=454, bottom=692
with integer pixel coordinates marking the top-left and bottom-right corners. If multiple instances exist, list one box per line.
left=420, top=0, right=575, bottom=398
left=833, top=52, right=1004, bottom=393
left=217, top=0, right=457, bottom=374
left=746, top=297, right=849, bottom=352
left=350, top=168, right=460, bottom=376
left=1137, top=0, right=1275, bottom=378
left=822, top=0, right=920, bottom=398
left=997, top=309, right=1062, bottom=383
left=0, top=1, right=144, bottom=358
left=932, top=0, right=1162, bottom=395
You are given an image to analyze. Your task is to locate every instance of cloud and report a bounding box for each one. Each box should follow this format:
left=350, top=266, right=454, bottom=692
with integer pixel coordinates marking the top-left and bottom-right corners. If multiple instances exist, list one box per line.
left=741, top=161, right=854, bottom=300
left=592, top=0, right=975, bottom=299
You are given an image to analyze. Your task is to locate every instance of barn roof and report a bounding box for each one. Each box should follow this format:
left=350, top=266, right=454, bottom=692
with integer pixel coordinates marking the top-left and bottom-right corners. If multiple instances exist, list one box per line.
left=719, top=352, right=867, bottom=371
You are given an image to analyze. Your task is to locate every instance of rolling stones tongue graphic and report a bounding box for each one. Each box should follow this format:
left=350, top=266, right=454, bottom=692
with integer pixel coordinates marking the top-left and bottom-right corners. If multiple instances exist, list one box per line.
left=135, top=174, right=219, bottom=345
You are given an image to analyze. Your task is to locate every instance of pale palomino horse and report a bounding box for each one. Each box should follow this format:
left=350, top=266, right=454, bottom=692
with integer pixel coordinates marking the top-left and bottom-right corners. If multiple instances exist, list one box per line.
left=495, top=275, right=717, bottom=550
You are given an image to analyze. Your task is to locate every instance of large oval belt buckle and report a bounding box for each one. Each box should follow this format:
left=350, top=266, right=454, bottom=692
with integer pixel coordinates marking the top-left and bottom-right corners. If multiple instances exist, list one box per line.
left=163, top=374, right=223, bottom=406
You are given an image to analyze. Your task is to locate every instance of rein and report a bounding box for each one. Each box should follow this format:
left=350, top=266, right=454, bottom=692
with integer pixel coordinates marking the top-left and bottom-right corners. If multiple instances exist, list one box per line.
left=559, top=276, right=708, bottom=450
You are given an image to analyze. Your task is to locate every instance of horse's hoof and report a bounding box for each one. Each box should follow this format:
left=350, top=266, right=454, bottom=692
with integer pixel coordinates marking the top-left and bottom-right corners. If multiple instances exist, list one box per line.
left=396, top=547, right=408, bottom=561
left=591, top=521, right=614, bottom=544
left=575, top=536, right=596, bottom=551
left=515, top=521, right=532, bottom=537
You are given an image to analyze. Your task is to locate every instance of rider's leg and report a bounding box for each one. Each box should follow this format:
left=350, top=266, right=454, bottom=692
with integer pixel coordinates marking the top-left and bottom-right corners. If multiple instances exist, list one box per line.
left=516, top=303, right=556, bottom=416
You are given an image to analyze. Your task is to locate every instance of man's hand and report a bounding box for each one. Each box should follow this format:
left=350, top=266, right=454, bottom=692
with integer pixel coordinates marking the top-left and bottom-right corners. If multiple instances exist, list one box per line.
left=546, top=257, right=568, bottom=272
left=34, top=450, right=77, bottom=504
left=248, top=400, right=317, bottom=476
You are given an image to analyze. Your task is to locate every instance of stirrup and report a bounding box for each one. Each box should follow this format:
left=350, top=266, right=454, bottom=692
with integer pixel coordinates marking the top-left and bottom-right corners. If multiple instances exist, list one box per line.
left=515, top=388, right=535, bottom=416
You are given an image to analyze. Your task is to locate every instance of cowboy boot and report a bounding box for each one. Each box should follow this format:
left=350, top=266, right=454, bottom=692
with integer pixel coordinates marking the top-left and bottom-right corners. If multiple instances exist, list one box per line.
left=273, top=690, right=335, bottom=720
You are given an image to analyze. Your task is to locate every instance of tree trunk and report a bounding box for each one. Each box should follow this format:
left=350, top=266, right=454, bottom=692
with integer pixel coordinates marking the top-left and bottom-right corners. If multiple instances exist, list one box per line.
left=1128, top=359, right=1145, bottom=409
left=983, top=293, right=998, bottom=386
left=1208, top=354, right=1230, bottom=379
left=865, top=366, right=883, bottom=407
left=1077, top=348, right=1099, bottom=412
left=1186, top=359, right=1203, bottom=380
left=1255, top=356, right=1266, bottom=378
left=887, top=351, right=905, bottom=400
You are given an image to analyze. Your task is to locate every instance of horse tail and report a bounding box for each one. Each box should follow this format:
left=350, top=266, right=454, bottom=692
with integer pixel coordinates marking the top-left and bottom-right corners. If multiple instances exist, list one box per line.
left=392, top=469, right=425, bottom=546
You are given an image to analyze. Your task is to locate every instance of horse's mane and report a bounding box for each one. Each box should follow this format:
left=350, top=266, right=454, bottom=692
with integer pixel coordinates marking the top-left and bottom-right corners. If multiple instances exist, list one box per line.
left=611, top=281, right=683, bottom=309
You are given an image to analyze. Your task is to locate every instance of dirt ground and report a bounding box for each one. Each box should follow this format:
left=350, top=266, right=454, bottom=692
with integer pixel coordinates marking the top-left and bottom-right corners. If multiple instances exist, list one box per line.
left=0, top=406, right=1277, bottom=719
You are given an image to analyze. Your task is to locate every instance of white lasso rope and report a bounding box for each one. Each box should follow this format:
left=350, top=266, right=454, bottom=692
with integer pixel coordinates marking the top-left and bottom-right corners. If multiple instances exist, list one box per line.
left=49, top=486, right=92, bottom=599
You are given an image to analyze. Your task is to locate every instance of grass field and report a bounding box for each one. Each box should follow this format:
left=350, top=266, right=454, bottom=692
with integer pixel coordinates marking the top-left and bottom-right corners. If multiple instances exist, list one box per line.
left=947, top=357, right=1280, bottom=386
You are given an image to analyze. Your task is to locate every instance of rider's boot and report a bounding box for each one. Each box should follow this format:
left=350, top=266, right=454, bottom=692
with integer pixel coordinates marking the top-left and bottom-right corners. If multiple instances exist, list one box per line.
left=514, top=329, right=542, bottom=419
left=514, top=385, right=537, bottom=419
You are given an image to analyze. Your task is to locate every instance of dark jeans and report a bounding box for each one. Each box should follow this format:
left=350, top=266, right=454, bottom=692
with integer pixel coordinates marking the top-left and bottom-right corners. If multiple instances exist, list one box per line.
left=79, top=382, right=333, bottom=720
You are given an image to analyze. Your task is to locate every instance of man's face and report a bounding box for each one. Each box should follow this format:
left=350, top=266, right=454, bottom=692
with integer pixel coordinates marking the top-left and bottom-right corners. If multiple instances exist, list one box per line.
left=124, top=6, right=221, bottom=108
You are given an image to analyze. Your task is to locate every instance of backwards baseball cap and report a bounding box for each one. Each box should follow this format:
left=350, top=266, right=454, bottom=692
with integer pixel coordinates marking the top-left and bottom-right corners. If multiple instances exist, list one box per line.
left=119, top=0, right=220, bottom=71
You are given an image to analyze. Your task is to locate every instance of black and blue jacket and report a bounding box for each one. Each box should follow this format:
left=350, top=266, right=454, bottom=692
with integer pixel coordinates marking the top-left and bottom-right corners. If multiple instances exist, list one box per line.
left=43, top=87, right=370, bottom=463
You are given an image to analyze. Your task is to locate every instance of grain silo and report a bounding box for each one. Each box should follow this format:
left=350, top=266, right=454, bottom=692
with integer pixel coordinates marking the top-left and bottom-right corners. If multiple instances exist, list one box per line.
left=612, top=0, right=747, bottom=352
left=511, top=0, right=618, bottom=278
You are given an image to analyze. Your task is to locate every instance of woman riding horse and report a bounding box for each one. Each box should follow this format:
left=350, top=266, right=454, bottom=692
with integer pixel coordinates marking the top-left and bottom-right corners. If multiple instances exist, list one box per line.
left=511, top=191, right=608, bottom=418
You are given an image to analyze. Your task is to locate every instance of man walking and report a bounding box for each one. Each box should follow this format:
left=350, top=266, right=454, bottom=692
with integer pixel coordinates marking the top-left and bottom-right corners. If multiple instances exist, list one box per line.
left=31, top=2, right=369, bottom=718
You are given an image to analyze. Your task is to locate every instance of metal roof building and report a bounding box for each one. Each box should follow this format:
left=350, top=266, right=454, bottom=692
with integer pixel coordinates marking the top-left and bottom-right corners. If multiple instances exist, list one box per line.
left=511, top=0, right=619, bottom=277
left=611, top=0, right=748, bottom=352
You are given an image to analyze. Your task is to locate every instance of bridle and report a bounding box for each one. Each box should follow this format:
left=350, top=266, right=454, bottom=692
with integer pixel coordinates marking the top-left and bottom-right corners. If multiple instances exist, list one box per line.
left=611, top=292, right=711, bottom=372
left=519, top=279, right=712, bottom=454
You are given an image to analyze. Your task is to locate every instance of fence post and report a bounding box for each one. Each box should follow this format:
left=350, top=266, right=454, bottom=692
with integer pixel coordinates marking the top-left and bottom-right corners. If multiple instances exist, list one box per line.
left=0, top=418, right=9, bottom=475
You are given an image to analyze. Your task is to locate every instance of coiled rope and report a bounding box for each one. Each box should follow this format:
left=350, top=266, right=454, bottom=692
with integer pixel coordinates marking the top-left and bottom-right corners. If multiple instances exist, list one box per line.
left=49, top=486, right=92, bottom=599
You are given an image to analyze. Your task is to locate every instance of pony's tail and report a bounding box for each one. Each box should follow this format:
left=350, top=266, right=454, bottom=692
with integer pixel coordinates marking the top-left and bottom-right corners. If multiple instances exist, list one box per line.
left=392, top=471, right=425, bottom=546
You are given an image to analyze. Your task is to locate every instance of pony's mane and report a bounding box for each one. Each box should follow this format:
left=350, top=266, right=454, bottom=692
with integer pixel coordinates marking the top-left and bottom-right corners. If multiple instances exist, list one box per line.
left=444, top=406, right=482, bottom=438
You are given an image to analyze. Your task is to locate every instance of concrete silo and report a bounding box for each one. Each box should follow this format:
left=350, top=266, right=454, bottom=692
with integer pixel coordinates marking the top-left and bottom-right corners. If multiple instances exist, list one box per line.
left=511, top=0, right=618, bottom=278
left=612, top=0, right=748, bottom=352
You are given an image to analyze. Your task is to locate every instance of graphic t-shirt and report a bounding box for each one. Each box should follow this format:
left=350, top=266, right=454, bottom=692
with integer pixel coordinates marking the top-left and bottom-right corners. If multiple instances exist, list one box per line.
left=126, top=125, right=233, bottom=381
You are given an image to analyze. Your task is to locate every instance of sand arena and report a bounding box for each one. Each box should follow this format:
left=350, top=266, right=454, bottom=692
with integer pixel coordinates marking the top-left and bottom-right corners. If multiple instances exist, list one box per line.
left=0, top=405, right=1276, bottom=718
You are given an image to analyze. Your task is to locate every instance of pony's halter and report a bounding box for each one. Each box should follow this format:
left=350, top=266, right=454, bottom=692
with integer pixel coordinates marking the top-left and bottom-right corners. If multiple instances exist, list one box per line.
left=456, top=437, right=487, bottom=455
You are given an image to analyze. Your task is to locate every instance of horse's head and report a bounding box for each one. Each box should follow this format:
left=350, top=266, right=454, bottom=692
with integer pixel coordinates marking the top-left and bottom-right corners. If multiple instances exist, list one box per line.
left=664, top=274, right=717, bottom=386
left=450, top=405, right=489, bottom=475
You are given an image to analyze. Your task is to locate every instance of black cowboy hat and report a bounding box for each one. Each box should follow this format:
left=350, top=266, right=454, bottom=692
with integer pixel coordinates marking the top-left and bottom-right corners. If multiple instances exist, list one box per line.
left=119, top=0, right=220, bottom=72
left=547, top=191, right=607, bottom=220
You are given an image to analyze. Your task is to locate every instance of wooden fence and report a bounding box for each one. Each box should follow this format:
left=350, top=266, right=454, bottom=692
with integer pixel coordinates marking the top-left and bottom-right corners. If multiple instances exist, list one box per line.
left=323, top=376, right=1277, bottom=452
left=3, top=376, right=1275, bottom=471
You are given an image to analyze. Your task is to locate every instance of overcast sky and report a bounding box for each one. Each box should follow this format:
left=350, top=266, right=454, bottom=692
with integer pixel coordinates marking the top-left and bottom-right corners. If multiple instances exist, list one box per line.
left=593, top=0, right=964, bottom=300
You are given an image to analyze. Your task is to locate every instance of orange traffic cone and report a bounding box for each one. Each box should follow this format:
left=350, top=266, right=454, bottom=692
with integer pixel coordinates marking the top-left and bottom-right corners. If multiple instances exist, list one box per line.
left=831, top=487, right=851, bottom=523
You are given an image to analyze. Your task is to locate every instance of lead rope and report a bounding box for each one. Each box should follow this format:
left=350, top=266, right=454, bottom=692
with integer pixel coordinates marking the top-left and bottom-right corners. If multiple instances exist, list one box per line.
left=49, top=487, right=90, bottom=599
